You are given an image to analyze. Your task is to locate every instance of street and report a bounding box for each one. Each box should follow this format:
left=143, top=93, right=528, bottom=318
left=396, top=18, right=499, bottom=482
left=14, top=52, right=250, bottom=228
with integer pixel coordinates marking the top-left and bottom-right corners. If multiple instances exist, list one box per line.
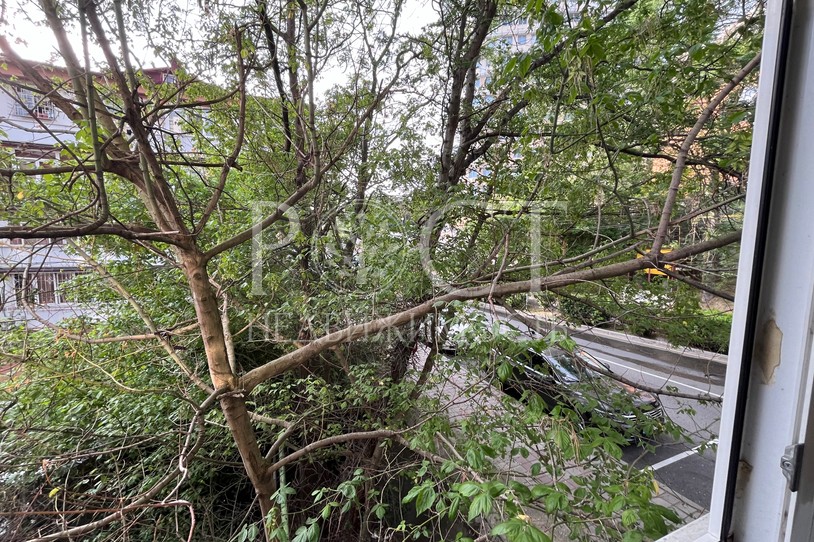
left=476, top=307, right=725, bottom=512
left=580, top=338, right=723, bottom=511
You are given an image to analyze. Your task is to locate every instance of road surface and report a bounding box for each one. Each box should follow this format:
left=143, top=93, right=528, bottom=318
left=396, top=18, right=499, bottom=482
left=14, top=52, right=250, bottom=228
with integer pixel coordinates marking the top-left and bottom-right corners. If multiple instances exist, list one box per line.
left=580, top=337, right=722, bottom=510
left=476, top=308, right=724, bottom=510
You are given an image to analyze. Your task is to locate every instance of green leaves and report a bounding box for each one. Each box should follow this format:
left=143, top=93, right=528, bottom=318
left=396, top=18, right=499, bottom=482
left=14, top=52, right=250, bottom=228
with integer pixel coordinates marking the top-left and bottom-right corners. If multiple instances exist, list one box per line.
left=292, top=518, right=320, bottom=542
left=543, top=491, right=568, bottom=513
left=416, top=485, right=437, bottom=516
left=372, top=502, right=388, bottom=520
left=491, top=518, right=552, bottom=542
left=0, top=0, right=756, bottom=539
left=621, top=509, right=640, bottom=527
left=468, top=492, right=493, bottom=521
left=402, top=481, right=437, bottom=516
left=234, top=523, right=260, bottom=542
left=579, top=35, right=606, bottom=65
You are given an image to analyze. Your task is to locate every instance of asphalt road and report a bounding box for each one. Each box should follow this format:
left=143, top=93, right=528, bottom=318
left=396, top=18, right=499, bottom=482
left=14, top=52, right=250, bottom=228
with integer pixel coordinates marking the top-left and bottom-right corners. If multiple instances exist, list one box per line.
left=476, top=308, right=725, bottom=510
left=580, top=338, right=723, bottom=510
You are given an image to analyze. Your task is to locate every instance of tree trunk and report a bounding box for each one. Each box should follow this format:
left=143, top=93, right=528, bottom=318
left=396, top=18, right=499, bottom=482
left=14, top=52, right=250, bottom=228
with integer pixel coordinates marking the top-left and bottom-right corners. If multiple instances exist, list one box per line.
left=180, top=249, right=277, bottom=536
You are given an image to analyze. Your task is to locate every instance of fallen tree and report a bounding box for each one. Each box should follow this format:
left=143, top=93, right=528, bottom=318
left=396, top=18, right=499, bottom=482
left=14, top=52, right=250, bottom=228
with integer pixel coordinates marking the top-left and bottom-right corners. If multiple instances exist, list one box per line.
left=0, top=0, right=760, bottom=539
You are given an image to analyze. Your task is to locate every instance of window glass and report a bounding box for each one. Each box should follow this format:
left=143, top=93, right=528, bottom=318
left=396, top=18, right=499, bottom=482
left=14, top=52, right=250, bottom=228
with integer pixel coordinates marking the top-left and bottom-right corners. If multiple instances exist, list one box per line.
left=13, top=87, right=56, bottom=119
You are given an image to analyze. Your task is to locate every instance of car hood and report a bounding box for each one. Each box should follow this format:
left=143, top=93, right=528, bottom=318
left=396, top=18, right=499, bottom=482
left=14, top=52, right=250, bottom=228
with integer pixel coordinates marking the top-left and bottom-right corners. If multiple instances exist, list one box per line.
left=566, top=375, right=660, bottom=410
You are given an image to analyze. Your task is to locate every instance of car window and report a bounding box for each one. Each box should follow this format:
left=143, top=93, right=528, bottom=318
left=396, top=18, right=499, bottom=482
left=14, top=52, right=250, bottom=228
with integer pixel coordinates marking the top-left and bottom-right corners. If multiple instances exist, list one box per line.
left=529, top=357, right=552, bottom=375
left=517, top=352, right=553, bottom=377
left=574, top=349, right=612, bottom=372
left=543, top=348, right=598, bottom=383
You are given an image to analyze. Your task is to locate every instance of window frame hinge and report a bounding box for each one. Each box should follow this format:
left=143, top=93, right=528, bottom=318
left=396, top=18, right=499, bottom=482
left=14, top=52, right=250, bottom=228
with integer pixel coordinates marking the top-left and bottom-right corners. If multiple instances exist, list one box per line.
left=781, top=443, right=804, bottom=492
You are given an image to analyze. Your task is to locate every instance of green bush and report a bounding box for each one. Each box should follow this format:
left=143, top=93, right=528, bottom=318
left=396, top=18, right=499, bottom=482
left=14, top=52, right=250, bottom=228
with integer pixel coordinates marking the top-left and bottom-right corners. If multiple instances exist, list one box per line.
left=663, top=311, right=732, bottom=354
left=553, top=279, right=733, bottom=354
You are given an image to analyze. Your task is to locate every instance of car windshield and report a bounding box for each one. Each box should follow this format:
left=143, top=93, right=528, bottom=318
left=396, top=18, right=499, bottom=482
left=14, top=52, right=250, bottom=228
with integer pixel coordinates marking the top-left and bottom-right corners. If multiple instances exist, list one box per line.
left=540, top=348, right=599, bottom=383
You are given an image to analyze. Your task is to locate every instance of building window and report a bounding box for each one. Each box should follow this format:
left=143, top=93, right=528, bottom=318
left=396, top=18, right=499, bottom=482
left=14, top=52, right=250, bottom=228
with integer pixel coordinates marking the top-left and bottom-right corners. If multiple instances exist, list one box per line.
left=163, top=73, right=178, bottom=84
left=13, top=87, right=57, bottom=120
left=11, top=271, right=76, bottom=305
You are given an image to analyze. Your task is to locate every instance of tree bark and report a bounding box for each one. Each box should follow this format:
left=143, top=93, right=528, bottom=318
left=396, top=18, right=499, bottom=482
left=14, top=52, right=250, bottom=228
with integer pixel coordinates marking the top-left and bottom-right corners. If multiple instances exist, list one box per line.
left=179, top=249, right=276, bottom=534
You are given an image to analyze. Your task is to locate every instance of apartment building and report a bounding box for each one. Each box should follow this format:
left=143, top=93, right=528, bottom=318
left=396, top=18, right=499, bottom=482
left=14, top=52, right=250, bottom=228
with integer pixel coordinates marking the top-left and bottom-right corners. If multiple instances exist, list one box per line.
left=466, top=18, right=534, bottom=186
left=0, top=59, right=190, bottom=328
left=0, top=59, right=83, bottom=327
left=475, top=18, right=535, bottom=90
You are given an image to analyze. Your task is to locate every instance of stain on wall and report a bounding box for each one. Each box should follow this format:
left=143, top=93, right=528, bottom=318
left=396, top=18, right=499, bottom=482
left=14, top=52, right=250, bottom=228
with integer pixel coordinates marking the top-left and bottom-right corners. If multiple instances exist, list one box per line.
left=754, top=316, right=783, bottom=384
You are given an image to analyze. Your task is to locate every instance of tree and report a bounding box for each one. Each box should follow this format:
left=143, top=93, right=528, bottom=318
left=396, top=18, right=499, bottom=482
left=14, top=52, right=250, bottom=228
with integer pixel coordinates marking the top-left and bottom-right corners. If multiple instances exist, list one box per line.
left=0, top=0, right=760, bottom=540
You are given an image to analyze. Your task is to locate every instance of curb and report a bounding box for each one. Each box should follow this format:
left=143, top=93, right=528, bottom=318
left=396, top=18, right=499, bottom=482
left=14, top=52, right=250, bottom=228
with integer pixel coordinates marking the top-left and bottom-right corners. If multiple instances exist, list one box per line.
left=480, top=303, right=728, bottom=378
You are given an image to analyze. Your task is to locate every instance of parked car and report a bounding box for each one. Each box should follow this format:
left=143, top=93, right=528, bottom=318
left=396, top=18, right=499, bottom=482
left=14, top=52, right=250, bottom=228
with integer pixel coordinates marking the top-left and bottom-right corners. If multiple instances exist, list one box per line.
left=499, top=345, right=665, bottom=433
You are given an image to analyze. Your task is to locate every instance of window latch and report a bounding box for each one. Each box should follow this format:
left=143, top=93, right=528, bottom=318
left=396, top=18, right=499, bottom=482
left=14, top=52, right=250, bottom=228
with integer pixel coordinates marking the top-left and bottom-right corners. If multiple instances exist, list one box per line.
left=781, top=443, right=804, bottom=492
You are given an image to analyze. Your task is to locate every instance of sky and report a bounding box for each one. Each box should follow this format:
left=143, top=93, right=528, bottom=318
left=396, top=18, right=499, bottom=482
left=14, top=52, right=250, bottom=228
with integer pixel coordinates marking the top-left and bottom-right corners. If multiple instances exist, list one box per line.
left=2, top=0, right=194, bottom=67
left=2, top=0, right=438, bottom=68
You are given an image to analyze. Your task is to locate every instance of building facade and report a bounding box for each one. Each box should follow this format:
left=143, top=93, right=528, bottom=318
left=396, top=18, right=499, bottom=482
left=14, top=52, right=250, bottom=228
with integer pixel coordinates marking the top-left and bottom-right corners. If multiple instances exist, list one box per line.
left=0, top=59, right=83, bottom=327
left=0, top=59, right=190, bottom=327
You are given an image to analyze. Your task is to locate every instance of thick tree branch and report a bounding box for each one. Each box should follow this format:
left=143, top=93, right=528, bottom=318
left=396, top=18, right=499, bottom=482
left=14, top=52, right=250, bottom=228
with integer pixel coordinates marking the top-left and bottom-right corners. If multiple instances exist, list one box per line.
left=241, top=231, right=740, bottom=391
left=203, top=178, right=318, bottom=260
left=0, top=224, right=177, bottom=243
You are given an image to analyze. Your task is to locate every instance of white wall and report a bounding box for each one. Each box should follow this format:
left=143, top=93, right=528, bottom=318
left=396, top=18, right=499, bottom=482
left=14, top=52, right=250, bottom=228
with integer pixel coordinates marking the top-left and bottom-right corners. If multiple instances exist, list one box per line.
left=0, top=86, right=76, bottom=148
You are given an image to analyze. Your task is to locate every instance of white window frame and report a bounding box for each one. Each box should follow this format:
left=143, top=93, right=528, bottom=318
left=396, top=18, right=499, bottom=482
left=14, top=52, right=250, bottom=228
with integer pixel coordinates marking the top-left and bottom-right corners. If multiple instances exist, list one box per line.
left=11, top=271, right=75, bottom=306
left=12, top=87, right=57, bottom=120
left=660, top=1, right=814, bottom=541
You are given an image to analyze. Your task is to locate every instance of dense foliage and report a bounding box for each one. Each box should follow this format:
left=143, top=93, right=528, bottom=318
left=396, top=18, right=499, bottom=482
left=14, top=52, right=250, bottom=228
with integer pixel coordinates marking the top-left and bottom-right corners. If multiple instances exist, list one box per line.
left=0, top=0, right=758, bottom=540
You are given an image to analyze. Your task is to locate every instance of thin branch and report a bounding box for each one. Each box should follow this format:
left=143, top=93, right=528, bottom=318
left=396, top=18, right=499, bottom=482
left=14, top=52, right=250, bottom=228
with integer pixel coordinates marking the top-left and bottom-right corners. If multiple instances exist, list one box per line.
left=658, top=265, right=735, bottom=302
left=57, top=324, right=199, bottom=345
left=24, top=389, right=217, bottom=542
left=67, top=241, right=212, bottom=394
left=595, top=143, right=743, bottom=178
left=195, top=28, right=248, bottom=234
left=265, top=429, right=401, bottom=475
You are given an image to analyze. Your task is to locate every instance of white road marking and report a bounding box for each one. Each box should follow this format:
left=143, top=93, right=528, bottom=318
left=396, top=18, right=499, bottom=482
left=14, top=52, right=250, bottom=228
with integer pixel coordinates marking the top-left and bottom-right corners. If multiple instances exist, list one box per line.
left=650, top=439, right=719, bottom=471
left=593, top=355, right=724, bottom=399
